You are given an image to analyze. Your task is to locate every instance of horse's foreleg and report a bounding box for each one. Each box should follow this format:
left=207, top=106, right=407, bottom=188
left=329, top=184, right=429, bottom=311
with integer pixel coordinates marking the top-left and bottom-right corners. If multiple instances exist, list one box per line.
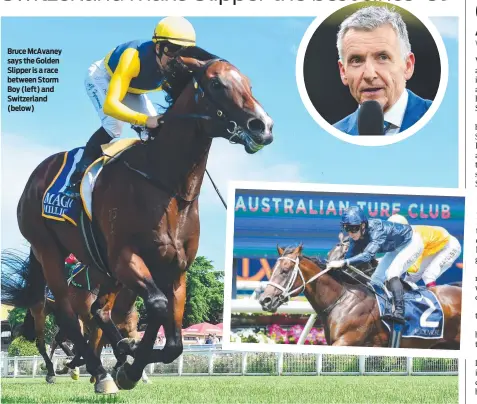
left=149, top=271, right=185, bottom=365
left=35, top=248, right=115, bottom=393
left=112, top=248, right=164, bottom=390
left=30, top=303, right=56, bottom=383
left=91, top=289, right=125, bottom=355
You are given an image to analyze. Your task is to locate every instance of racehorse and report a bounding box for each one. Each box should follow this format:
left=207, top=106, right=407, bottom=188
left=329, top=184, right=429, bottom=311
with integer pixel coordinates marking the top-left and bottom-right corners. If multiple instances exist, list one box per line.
left=2, top=250, right=145, bottom=383
left=259, top=245, right=461, bottom=349
left=4, top=46, right=273, bottom=394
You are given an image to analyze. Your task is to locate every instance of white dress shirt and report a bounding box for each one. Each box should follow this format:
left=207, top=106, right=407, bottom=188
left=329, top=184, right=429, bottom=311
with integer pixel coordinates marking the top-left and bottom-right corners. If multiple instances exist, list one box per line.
left=383, top=89, right=409, bottom=135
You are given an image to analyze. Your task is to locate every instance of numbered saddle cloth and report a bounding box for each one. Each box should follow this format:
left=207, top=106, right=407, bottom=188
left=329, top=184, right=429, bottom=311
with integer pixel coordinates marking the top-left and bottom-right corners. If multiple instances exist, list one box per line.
left=41, top=138, right=139, bottom=224
left=369, top=281, right=444, bottom=339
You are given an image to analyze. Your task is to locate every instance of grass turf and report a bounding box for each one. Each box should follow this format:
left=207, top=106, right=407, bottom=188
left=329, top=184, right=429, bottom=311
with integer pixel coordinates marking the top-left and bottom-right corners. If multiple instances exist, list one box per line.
left=1, top=375, right=457, bottom=404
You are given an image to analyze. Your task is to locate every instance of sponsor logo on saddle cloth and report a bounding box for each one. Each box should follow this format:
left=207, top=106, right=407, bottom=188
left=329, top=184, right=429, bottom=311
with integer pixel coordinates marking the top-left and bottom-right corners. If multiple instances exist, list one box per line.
left=41, top=139, right=139, bottom=224
left=370, top=281, right=444, bottom=339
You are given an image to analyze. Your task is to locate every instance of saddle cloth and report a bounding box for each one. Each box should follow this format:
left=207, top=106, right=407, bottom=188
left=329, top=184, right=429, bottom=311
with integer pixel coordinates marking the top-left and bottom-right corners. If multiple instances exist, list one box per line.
left=369, top=281, right=444, bottom=339
left=45, top=262, right=91, bottom=303
left=41, top=138, right=139, bottom=224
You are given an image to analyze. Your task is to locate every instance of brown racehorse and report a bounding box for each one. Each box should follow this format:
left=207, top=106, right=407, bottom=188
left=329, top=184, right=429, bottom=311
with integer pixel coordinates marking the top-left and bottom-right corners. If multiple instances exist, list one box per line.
left=2, top=250, right=144, bottom=383
left=259, top=245, right=461, bottom=349
left=4, top=46, right=273, bottom=394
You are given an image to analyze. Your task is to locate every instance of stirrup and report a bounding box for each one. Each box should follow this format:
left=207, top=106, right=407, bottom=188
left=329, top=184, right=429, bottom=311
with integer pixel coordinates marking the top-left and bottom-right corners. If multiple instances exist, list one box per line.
left=388, top=321, right=403, bottom=348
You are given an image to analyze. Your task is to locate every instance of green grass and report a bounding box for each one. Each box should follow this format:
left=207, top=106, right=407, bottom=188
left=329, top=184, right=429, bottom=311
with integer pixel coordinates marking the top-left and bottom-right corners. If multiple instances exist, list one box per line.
left=1, top=376, right=457, bottom=404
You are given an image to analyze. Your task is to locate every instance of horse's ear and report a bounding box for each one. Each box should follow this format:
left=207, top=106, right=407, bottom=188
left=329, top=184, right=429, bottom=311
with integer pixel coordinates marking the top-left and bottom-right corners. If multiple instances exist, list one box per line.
left=277, top=244, right=284, bottom=256
left=177, top=56, right=207, bottom=72
left=295, top=242, right=303, bottom=254
left=339, top=232, right=344, bottom=242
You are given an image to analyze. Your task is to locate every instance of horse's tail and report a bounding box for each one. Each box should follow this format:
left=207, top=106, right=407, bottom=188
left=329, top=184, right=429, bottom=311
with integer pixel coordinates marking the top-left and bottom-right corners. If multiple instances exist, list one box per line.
left=1, top=248, right=45, bottom=309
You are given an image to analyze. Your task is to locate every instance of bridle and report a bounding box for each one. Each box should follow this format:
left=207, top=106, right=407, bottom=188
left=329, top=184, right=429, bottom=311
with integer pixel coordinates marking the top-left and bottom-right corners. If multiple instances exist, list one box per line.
left=266, top=255, right=334, bottom=303
left=136, top=58, right=248, bottom=146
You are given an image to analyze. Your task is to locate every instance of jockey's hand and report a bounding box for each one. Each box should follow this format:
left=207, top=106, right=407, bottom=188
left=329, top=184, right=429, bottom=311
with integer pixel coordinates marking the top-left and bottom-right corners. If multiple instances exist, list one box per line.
left=146, top=115, right=163, bottom=129
left=326, top=260, right=345, bottom=270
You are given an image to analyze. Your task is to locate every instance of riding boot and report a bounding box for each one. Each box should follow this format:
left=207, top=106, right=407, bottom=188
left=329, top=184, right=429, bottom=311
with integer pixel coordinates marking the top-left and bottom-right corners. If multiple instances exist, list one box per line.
left=385, top=277, right=405, bottom=348
left=63, top=127, right=112, bottom=198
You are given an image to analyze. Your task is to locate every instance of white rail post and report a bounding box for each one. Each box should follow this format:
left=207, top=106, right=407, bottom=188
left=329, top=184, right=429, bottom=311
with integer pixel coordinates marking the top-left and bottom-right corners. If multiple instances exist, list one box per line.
left=208, top=351, right=214, bottom=375
left=297, top=313, right=317, bottom=345
left=277, top=352, right=284, bottom=376
left=241, top=352, right=248, bottom=375
left=316, top=353, right=322, bottom=375
left=52, top=356, right=58, bottom=374
left=407, top=357, right=413, bottom=375
left=148, top=363, right=154, bottom=375
left=32, top=356, right=38, bottom=378
left=359, top=355, right=366, bottom=375
left=13, top=357, right=18, bottom=378
left=178, top=354, right=184, bottom=376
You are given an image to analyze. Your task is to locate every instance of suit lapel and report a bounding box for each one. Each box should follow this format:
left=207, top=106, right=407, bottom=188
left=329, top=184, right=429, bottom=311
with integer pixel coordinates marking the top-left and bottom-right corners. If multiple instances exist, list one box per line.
left=347, top=109, right=359, bottom=136
left=400, top=89, right=415, bottom=132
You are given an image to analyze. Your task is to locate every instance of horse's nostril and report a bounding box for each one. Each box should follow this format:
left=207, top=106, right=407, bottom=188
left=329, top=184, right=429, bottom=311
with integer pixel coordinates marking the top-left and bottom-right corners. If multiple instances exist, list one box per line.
left=260, top=297, right=271, bottom=306
left=247, top=118, right=265, bottom=133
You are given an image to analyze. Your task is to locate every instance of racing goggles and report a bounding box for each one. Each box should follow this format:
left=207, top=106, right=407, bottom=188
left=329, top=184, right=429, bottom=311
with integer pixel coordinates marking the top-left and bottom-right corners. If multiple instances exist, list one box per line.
left=163, top=43, right=183, bottom=57
left=343, top=224, right=361, bottom=234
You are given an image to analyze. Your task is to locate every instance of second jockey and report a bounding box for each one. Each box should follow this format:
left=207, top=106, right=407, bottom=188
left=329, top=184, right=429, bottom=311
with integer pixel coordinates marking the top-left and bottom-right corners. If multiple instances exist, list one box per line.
left=64, top=16, right=197, bottom=198
left=387, top=214, right=462, bottom=288
left=327, top=206, right=423, bottom=330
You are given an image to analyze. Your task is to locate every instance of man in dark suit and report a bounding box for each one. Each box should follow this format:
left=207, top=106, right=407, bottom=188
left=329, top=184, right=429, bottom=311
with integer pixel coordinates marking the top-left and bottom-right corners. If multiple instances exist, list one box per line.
left=333, top=6, right=432, bottom=136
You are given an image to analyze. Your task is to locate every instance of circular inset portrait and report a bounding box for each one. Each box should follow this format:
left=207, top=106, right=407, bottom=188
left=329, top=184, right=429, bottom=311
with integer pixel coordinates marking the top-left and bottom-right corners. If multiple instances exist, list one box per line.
left=296, top=3, right=448, bottom=146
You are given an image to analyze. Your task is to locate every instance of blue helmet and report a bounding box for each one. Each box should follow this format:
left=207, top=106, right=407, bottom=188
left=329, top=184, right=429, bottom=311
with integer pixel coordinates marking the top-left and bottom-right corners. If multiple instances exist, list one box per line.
left=341, top=206, right=368, bottom=226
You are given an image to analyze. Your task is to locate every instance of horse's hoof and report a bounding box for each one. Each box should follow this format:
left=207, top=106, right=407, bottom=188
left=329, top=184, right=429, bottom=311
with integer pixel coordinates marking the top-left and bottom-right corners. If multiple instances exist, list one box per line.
left=114, top=363, right=138, bottom=391
left=46, top=375, right=56, bottom=384
left=69, top=367, right=80, bottom=381
left=94, top=373, right=119, bottom=395
left=90, top=376, right=96, bottom=384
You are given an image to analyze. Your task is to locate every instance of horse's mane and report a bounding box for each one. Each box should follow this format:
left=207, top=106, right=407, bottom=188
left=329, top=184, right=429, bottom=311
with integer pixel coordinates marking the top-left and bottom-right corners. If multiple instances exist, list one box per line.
left=162, top=46, right=220, bottom=108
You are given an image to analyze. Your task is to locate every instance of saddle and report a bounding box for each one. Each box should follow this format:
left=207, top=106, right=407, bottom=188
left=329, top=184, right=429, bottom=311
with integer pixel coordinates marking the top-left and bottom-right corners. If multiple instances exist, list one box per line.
left=42, top=138, right=140, bottom=276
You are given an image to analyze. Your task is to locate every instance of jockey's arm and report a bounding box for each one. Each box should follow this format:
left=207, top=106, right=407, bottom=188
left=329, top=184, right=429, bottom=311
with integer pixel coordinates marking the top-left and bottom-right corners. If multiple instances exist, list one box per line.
left=103, top=48, right=149, bottom=126
left=345, top=232, right=386, bottom=266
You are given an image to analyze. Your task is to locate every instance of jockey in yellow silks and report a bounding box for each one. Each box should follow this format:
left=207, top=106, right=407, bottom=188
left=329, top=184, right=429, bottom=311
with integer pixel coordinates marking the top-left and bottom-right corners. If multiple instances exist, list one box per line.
left=64, top=17, right=196, bottom=198
left=387, top=214, right=461, bottom=288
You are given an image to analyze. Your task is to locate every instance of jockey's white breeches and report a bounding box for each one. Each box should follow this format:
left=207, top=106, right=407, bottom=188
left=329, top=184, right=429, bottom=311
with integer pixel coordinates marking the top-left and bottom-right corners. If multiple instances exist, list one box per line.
left=371, top=232, right=424, bottom=284
left=85, top=59, right=157, bottom=138
left=405, top=235, right=461, bottom=285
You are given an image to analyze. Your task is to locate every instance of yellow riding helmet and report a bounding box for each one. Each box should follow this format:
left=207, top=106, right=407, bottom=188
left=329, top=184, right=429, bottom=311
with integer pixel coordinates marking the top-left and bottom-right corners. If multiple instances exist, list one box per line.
left=388, top=214, right=409, bottom=225
left=153, top=17, right=196, bottom=47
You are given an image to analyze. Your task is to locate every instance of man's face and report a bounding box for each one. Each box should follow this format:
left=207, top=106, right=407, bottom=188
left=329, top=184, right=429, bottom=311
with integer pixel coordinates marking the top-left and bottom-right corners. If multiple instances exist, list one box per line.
left=338, top=25, right=415, bottom=113
left=156, top=43, right=180, bottom=69
left=346, top=223, right=366, bottom=241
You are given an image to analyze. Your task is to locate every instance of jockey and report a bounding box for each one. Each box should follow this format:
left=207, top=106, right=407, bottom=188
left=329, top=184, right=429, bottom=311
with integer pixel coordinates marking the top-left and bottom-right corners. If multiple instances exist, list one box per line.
left=387, top=214, right=462, bottom=288
left=64, top=16, right=196, bottom=198
left=327, top=206, right=423, bottom=327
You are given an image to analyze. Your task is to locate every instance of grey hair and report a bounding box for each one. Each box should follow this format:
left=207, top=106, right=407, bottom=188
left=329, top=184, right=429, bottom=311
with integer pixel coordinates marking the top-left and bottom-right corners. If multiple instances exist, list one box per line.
left=337, top=6, right=411, bottom=62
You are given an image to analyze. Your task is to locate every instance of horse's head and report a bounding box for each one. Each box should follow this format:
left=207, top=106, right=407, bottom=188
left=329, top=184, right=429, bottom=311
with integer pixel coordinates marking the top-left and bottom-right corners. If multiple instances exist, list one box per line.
left=327, top=232, right=350, bottom=262
left=259, top=244, right=326, bottom=313
left=163, top=47, right=274, bottom=154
